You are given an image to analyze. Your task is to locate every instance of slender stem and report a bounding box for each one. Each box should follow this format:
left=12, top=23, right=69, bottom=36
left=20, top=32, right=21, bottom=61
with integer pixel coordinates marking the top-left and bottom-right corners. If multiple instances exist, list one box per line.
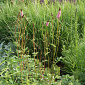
left=57, top=20, right=60, bottom=56
left=84, top=25, right=85, bottom=41
left=75, top=8, right=78, bottom=48
left=21, top=18, right=23, bottom=83
left=40, top=51, right=42, bottom=81
left=44, top=37, right=46, bottom=71
left=56, top=20, right=59, bottom=58
left=23, top=20, right=26, bottom=70
left=33, top=24, right=37, bottom=79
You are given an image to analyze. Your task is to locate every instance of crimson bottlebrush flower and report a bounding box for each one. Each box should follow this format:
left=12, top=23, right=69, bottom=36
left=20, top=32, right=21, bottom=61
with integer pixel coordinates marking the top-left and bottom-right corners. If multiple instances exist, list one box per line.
left=11, top=1, right=13, bottom=4
left=56, top=8, right=61, bottom=19
left=21, top=9, right=23, bottom=17
left=46, top=21, right=49, bottom=26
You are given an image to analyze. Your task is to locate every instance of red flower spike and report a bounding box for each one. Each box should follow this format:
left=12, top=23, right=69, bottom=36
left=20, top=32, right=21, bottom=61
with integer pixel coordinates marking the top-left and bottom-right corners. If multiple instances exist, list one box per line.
left=57, top=7, right=61, bottom=19
left=11, top=1, right=13, bottom=4
left=46, top=20, right=49, bottom=26
left=19, top=0, right=20, bottom=2
left=21, top=9, right=23, bottom=17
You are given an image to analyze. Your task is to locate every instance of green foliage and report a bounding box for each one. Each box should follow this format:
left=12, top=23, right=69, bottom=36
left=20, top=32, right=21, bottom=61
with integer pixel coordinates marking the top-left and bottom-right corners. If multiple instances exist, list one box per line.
left=59, top=74, right=81, bottom=85
left=0, top=0, right=85, bottom=44
left=62, top=40, right=85, bottom=84
left=0, top=41, right=59, bottom=84
left=0, top=41, right=80, bottom=85
left=0, top=0, right=85, bottom=84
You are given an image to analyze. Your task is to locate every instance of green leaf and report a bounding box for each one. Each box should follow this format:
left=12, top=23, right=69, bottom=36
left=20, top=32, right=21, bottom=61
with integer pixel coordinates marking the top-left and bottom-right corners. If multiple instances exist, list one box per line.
left=0, top=67, right=9, bottom=75
left=0, top=60, right=6, bottom=65
left=32, top=52, right=38, bottom=56
left=45, top=52, right=50, bottom=56
left=50, top=44, right=56, bottom=48
left=14, top=59, right=24, bottom=62
left=9, top=79, right=13, bottom=84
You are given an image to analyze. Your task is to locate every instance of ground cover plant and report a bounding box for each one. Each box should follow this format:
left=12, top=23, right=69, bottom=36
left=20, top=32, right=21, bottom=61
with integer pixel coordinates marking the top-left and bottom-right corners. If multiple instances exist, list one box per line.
left=0, top=0, right=85, bottom=84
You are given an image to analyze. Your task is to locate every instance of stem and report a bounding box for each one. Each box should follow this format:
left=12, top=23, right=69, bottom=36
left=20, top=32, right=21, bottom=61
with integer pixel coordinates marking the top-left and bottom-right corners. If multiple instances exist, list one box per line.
left=75, top=8, right=78, bottom=48
left=56, top=20, right=59, bottom=57
left=44, top=37, right=46, bottom=71
left=84, top=25, right=85, bottom=41
left=33, top=24, right=36, bottom=79
left=21, top=18, right=23, bottom=83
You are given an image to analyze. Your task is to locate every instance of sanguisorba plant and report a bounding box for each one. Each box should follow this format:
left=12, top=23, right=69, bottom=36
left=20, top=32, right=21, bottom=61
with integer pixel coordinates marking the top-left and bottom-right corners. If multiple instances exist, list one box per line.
left=14, top=7, right=61, bottom=84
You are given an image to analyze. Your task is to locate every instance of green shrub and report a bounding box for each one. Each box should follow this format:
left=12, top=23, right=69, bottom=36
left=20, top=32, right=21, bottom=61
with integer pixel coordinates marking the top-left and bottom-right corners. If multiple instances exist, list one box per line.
left=62, top=40, right=85, bottom=84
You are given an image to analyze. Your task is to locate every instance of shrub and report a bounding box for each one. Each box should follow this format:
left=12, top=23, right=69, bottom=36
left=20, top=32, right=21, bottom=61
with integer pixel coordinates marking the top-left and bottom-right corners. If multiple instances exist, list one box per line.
left=62, top=40, right=85, bottom=84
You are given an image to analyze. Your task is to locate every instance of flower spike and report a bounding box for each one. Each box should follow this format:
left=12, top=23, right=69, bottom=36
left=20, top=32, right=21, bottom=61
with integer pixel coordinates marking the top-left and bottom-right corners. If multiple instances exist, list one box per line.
left=57, top=7, right=61, bottom=19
